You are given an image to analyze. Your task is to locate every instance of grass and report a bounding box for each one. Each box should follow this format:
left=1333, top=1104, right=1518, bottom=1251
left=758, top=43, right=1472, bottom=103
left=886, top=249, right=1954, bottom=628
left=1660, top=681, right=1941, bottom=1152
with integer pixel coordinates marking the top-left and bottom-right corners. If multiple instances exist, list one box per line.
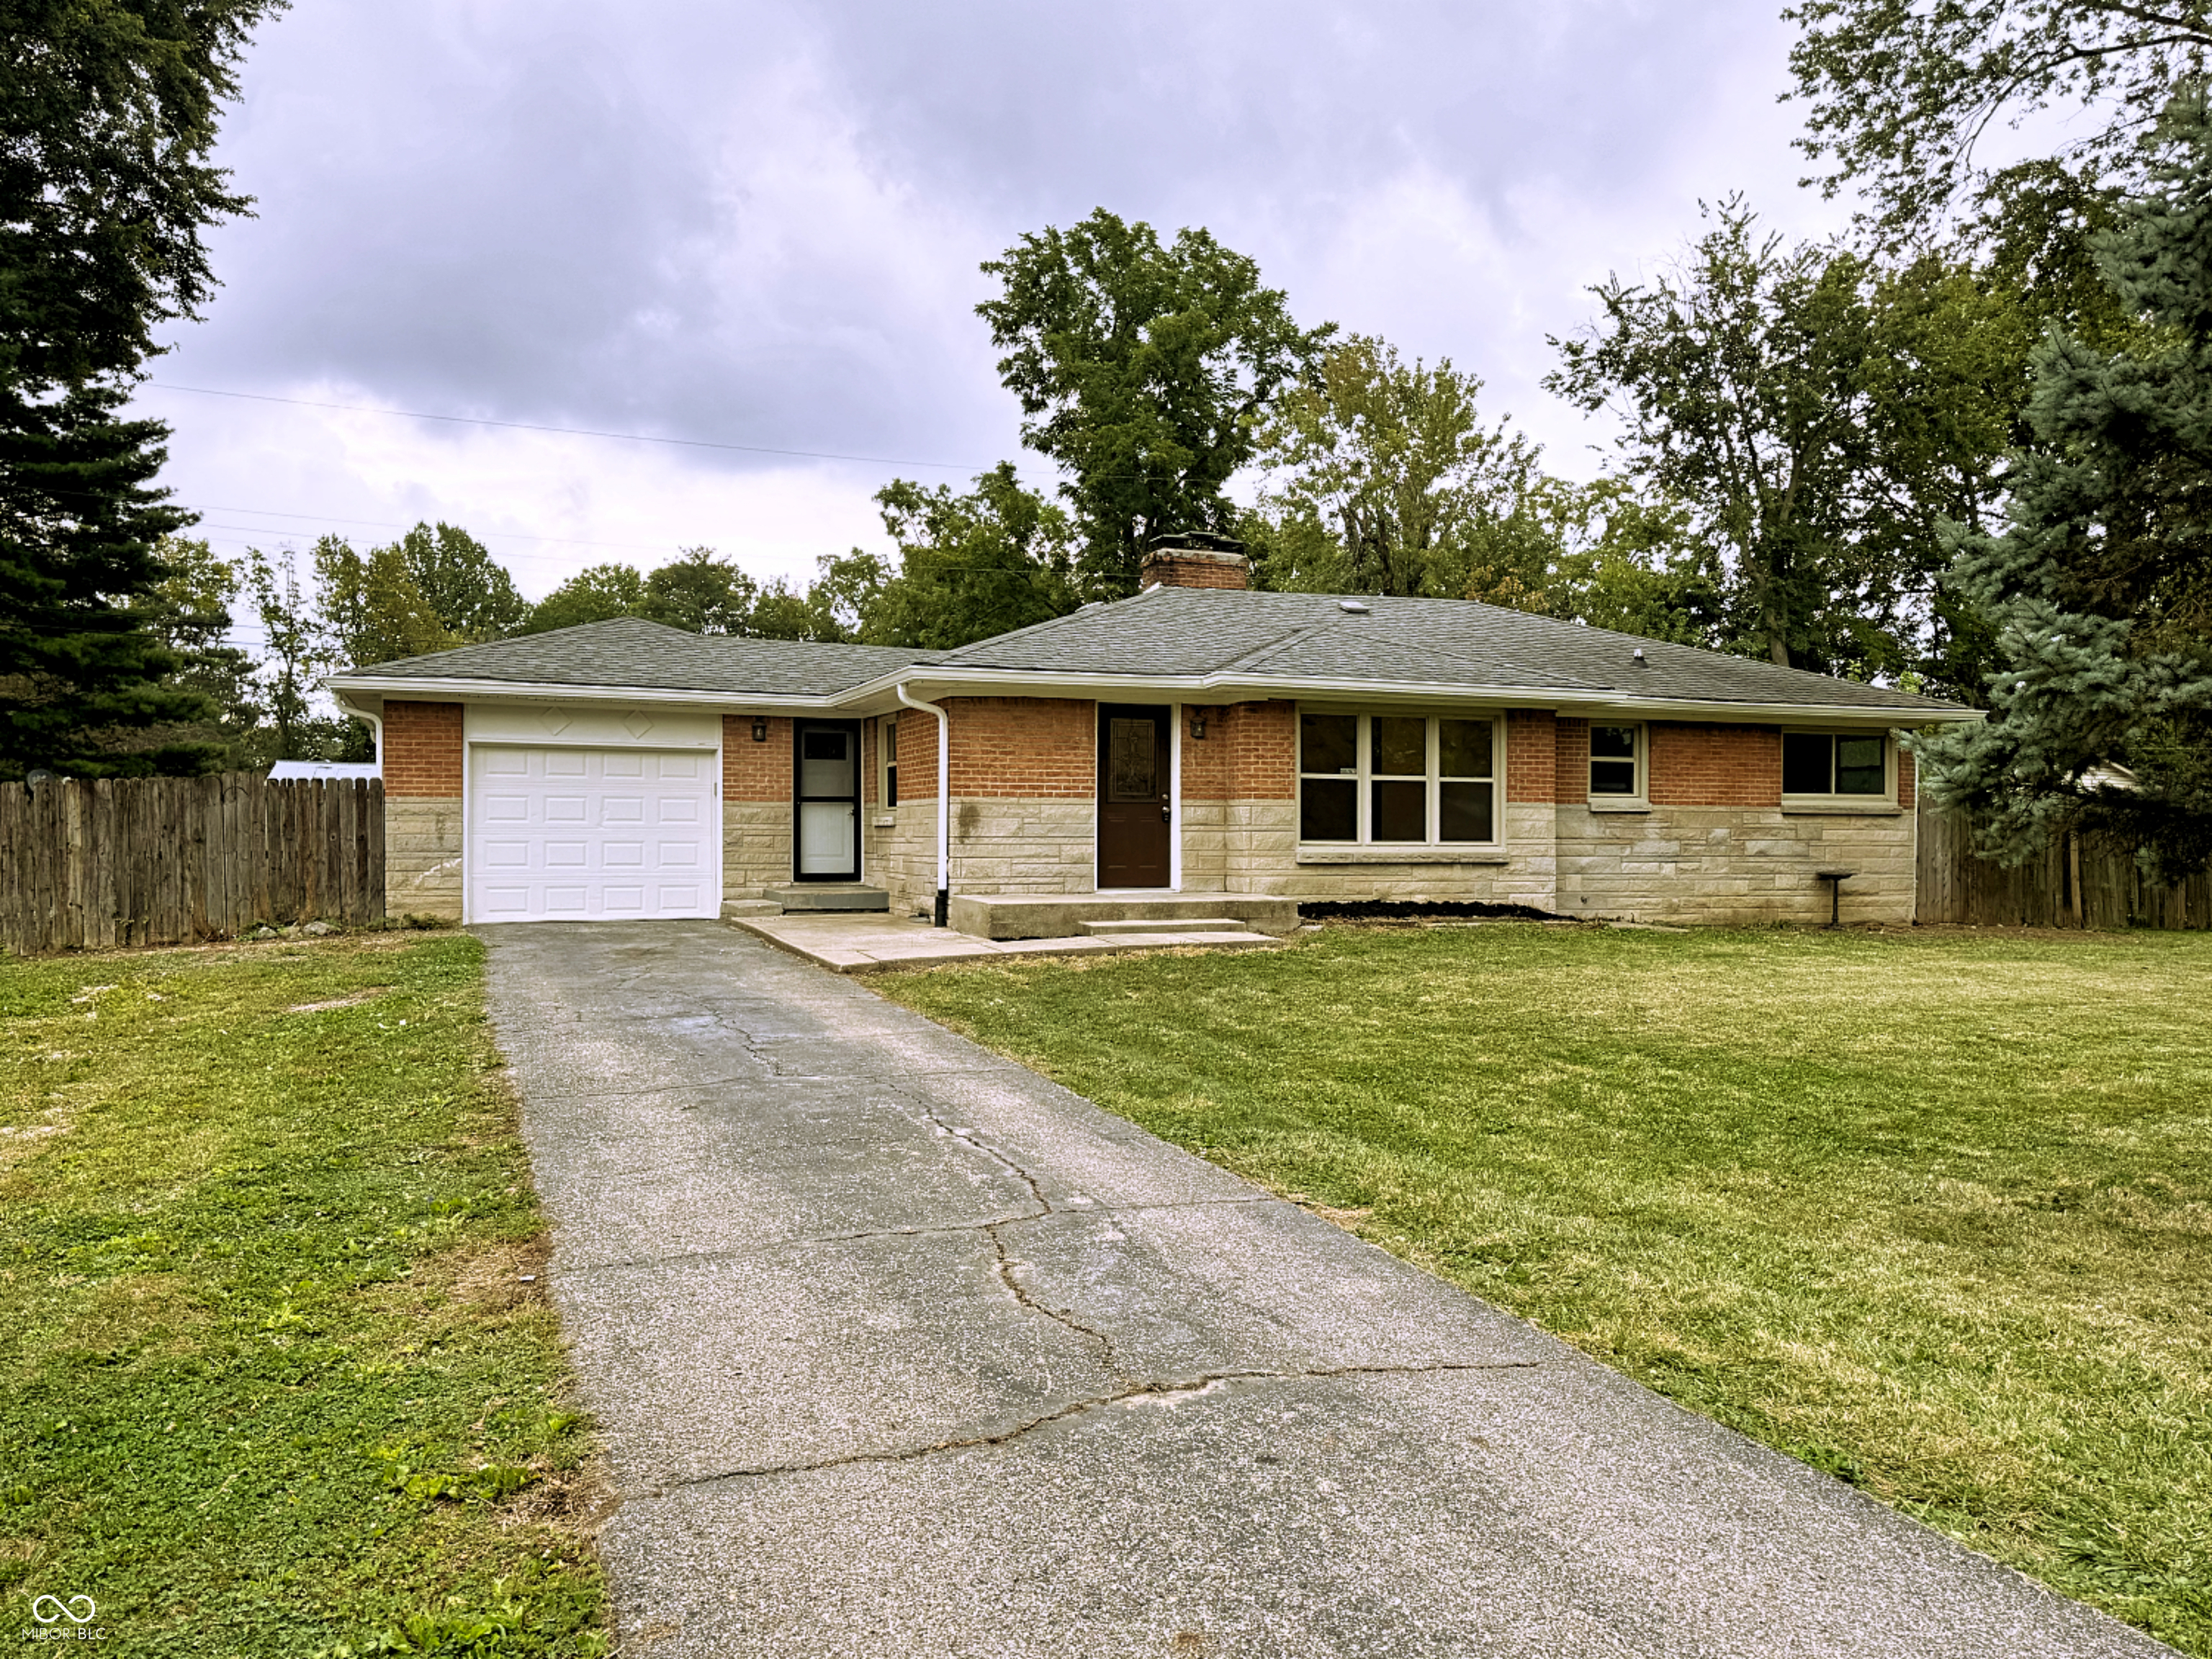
left=0, top=935, right=606, bottom=1658
left=878, top=922, right=2212, bottom=1655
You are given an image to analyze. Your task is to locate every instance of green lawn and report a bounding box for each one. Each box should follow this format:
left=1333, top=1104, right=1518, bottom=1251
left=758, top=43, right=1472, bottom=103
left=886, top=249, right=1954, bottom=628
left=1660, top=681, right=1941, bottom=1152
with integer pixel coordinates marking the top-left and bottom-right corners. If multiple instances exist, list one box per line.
left=879, top=923, right=2212, bottom=1655
left=0, top=935, right=606, bottom=1658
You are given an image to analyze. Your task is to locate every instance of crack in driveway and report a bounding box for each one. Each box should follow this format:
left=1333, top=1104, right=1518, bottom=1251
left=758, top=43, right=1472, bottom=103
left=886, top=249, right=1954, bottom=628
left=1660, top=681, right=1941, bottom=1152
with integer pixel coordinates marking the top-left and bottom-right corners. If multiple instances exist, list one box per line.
left=659, top=1359, right=1552, bottom=1493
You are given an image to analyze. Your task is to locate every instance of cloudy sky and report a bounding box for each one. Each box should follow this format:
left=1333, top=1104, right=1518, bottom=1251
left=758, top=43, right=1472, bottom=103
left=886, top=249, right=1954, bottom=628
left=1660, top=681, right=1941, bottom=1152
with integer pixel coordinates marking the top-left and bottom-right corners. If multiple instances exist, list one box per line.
left=132, top=0, right=1859, bottom=611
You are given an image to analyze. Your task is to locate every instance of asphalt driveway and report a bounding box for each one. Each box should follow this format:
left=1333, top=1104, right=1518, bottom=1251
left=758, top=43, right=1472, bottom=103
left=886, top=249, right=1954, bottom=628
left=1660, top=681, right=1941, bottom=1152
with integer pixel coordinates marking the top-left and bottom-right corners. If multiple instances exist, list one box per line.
left=481, top=920, right=2172, bottom=1658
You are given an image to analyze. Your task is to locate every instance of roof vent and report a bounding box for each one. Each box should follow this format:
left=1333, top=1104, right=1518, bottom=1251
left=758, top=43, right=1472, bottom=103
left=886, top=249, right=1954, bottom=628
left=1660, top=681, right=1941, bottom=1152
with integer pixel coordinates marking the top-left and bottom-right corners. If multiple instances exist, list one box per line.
left=1338, top=600, right=1371, bottom=614
left=1632, top=647, right=1647, bottom=666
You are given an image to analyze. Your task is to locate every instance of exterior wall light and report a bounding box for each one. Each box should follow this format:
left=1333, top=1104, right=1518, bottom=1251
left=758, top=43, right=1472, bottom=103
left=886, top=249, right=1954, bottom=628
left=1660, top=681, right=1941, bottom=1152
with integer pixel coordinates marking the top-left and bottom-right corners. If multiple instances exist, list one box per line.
left=751, top=717, right=768, bottom=742
left=1190, top=713, right=1208, bottom=739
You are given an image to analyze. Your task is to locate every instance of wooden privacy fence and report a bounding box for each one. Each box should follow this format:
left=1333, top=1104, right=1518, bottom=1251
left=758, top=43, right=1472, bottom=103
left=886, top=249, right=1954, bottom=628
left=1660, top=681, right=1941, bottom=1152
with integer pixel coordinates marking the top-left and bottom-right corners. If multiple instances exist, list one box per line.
left=1916, top=800, right=2212, bottom=930
left=0, top=773, right=384, bottom=954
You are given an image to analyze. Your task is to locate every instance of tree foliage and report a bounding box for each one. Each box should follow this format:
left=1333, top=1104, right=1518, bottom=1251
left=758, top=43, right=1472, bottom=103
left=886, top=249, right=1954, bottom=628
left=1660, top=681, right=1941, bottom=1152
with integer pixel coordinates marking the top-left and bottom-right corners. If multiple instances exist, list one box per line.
left=311, top=535, right=457, bottom=668
left=1547, top=199, right=2029, bottom=685
left=1787, top=0, right=2212, bottom=237
left=1249, top=336, right=1542, bottom=598
left=0, top=0, right=286, bottom=777
left=521, top=564, right=647, bottom=634
left=855, top=465, right=1081, bottom=649
left=977, top=209, right=1331, bottom=594
left=393, top=521, right=526, bottom=642
left=1917, top=98, right=2212, bottom=875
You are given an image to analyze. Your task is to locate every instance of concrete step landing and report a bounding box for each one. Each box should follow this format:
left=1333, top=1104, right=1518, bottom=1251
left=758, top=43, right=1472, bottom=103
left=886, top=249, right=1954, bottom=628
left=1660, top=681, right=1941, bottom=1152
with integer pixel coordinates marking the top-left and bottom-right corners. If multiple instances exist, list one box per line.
left=950, top=892, right=1299, bottom=940
left=764, top=883, right=890, bottom=913
left=1080, top=917, right=1252, bottom=938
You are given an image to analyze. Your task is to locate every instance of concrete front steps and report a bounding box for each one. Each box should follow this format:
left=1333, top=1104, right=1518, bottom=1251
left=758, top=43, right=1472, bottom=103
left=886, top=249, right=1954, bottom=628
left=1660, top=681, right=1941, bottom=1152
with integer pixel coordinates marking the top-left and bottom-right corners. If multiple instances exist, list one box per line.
left=949, top=892, right=1300, bottom=941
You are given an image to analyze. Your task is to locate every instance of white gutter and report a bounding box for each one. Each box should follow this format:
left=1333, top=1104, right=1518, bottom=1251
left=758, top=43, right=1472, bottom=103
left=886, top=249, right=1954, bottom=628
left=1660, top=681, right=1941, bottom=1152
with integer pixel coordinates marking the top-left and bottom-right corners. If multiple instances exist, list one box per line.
left=330, top=689, right=386, bottom=773
left=325, top=673, right=847, bottom=715
left=331, top=666, right=1984, bottom=730
left=847, top=667, right=1985, bottom=727
left=896, top=683, right=951, bottom=927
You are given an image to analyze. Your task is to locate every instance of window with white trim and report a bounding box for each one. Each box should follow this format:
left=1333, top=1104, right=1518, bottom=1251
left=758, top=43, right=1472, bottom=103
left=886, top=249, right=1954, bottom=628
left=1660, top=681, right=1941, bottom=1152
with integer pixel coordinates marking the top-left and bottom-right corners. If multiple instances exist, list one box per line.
left=1782, top=730, right=1888, bottom=798
left=1298, top=711, right=1497, bottom=844
left=1588, top=723, right=1643, bottom=799
left=880, top=716, right=899, bottom=807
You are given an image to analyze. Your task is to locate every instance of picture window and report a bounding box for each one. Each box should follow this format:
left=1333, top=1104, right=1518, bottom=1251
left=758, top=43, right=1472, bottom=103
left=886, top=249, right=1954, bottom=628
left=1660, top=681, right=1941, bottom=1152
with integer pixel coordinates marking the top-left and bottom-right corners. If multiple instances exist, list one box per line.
left=1782, top=731, right=1887, bottom=797
left=1298, top=711, right=1496, bottom=845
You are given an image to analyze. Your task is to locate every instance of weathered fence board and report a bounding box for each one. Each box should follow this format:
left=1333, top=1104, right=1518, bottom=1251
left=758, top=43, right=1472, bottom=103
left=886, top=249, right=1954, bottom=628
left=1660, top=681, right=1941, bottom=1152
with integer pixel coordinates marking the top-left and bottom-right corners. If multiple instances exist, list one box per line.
left=0, top=774, right=384, bottom=955
left=1916, top=799, right=2209, bottom=929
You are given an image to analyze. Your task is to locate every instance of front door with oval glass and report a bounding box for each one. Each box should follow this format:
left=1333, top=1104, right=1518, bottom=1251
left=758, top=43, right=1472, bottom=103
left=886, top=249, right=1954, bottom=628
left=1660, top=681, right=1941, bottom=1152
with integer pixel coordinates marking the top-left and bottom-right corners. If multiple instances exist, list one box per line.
left=1097, top=703, right=1171, bottom=889
left=793, top=721, right=861, bottom=881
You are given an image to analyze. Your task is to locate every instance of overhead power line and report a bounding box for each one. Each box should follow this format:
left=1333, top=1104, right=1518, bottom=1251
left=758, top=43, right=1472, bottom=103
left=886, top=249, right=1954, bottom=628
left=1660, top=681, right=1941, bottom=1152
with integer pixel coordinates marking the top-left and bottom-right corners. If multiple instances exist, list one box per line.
left=141, top=382, right=994, bottom=472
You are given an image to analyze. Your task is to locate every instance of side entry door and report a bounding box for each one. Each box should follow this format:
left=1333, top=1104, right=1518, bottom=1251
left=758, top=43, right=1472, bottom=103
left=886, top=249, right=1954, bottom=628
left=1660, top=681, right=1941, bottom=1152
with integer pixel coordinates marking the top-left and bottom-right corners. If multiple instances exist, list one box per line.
left=793, top=721, right=861, bottom=881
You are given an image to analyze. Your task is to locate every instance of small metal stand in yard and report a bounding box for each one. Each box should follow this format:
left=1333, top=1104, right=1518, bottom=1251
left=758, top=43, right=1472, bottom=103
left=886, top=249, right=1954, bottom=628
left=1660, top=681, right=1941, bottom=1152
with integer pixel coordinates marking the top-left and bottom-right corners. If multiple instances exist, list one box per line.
left=1816, top=870, right=1854, bottom=928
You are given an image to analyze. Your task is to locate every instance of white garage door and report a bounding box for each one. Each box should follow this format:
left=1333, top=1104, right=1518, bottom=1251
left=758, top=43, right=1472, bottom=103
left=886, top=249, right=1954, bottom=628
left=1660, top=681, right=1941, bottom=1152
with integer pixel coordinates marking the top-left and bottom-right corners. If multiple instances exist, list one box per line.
left=467, top=745, right=719, bottom=922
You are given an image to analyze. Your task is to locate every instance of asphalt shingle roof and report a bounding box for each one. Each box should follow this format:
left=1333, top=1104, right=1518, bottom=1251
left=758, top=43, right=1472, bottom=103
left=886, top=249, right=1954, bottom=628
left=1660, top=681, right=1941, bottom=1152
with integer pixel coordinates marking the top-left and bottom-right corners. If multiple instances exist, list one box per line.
left=345, top=617, right=943, bottom=696
left=940, top=587, right=1964, bottom=714
left=340, top=590, right=1967, bottom=716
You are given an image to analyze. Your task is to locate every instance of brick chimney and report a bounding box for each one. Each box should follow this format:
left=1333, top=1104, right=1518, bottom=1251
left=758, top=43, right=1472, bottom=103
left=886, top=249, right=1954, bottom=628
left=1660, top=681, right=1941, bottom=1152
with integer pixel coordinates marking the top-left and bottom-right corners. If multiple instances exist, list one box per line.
left=1139, top=531, right=1249, bottom=591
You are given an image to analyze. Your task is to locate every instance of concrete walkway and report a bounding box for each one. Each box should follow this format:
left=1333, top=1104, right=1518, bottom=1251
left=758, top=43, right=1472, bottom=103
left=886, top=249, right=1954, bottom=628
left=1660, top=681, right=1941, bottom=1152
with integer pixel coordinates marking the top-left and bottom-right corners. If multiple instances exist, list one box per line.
left=729, top=908, right=1282, bottom=973
left=481, top=920, right=2171, bottom=1659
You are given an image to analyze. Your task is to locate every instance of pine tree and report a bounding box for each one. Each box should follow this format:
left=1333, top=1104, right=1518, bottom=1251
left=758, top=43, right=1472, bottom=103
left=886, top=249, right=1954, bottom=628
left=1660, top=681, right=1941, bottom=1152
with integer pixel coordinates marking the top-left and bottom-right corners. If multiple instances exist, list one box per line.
left=1917, top=99, right=2212, bottom=877
left=0, top=382, right=217, bottom=774
left=0, top=0, right=286, bottom=778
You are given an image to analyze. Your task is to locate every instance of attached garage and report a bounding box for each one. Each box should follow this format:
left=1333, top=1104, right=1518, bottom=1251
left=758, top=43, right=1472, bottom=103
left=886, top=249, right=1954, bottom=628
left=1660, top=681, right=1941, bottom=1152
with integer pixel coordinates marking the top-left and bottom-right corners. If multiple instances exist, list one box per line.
left=462, top=705, right=722, bottom=924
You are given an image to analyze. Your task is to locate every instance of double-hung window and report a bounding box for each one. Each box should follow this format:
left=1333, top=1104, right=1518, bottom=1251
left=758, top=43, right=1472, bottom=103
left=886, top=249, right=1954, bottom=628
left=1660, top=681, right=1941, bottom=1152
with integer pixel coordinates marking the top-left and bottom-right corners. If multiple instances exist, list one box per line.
left=881, top=716, right=899, bottom=807
left=1588, top=723, right=1643, bottom=800
left=1781, top=730, right=1888, bottom=799
left=1298, top=711, right=1496, bottom=844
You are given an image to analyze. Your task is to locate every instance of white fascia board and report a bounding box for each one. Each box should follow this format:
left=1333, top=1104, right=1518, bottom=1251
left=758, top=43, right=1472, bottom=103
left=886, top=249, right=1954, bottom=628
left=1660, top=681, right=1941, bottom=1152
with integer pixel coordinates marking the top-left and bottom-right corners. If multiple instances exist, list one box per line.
left=331, top=664, right=1983, bottom=730
left=851, top=666, right=1982, bottom=727
left=323, top=673, right=846, bottom=716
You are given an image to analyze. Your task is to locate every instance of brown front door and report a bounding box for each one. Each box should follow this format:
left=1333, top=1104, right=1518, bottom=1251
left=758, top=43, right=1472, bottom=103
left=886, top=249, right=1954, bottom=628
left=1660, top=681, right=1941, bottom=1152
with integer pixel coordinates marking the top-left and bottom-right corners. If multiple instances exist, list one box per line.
left=1097, top=703, right=1171, bottom=889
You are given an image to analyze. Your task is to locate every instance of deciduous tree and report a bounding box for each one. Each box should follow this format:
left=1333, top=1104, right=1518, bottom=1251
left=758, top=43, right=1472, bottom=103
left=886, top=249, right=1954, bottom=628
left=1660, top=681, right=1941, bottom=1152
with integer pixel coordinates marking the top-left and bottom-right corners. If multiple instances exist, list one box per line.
left=977, top=210, right=1330, bottom=593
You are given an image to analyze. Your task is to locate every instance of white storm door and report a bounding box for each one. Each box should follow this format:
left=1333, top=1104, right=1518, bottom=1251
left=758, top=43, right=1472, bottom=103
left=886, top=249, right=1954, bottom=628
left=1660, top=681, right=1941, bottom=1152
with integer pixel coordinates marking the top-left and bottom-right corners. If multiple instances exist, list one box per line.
left=467, top=745, right=718, bottom=922
left=794, top=724, right=859, bottom=878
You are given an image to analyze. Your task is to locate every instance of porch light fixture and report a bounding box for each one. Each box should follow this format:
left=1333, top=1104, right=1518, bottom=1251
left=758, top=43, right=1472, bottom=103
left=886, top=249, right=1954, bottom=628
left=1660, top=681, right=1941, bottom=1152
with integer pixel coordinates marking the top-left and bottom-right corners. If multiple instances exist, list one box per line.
left=1190, top=712, right=1208, bottom=739
left=750, top=716, right=768, bottom=742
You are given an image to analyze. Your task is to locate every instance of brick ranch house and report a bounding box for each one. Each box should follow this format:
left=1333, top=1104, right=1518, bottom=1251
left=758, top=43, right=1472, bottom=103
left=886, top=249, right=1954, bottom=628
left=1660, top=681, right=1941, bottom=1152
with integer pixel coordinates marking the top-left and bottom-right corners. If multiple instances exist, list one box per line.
left=328, top=541, right=1977, bottom=934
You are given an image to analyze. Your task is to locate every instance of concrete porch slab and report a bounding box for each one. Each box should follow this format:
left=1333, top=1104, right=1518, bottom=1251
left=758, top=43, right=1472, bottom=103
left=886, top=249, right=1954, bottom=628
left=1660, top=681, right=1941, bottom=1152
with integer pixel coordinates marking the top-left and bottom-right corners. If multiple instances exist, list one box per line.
left=728, top=910, right=1283, bottom=974
left=949, top=891, right=1301, bottom=940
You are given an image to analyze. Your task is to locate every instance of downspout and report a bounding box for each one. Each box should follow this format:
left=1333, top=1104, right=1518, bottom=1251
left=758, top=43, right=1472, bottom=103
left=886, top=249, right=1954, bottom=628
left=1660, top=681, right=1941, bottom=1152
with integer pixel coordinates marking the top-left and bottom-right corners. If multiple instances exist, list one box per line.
left=896, top=683, right=950, bottom=927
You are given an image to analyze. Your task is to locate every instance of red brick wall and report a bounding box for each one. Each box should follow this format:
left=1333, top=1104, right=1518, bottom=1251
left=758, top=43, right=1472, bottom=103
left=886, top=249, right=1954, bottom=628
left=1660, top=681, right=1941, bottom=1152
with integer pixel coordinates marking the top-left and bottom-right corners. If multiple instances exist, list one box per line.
left=1222, top=700, right=1295, bottom=800
left=890, top=709, right=940, bottom=801
left=1552, top=716, right=1588, bottom=806
left=1138, top=552, right=1249, bottom=590
left=383, top=701, right=462, bottom=796
left=723, top=716, right=791, bottom=803
left=946, top=698, right=1094, bottom=798
left=1506, top=709, right=1557, bottom=804
left=1648, top=722, right=1782, bottom=807
left=1898, top=747, right=1916, bottom=811
left=1182, top=706, right=1228, bottom=799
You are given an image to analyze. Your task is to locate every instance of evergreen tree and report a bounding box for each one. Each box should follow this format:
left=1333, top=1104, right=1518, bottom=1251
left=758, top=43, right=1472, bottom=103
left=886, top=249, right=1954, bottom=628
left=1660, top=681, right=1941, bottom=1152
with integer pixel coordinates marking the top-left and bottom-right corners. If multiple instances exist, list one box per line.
left=1, top=0, right=287, bottom=777
left=0, top=384, right=217, bottom=774
left=1917, top=99, right=2212, bottom=876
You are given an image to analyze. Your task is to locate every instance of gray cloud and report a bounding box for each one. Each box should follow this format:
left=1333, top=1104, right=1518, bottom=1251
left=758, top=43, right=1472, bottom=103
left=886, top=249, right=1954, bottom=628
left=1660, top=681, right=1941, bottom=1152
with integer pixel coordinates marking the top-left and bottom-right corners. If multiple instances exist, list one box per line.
left=148, top=0, right=1842, bottom=585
